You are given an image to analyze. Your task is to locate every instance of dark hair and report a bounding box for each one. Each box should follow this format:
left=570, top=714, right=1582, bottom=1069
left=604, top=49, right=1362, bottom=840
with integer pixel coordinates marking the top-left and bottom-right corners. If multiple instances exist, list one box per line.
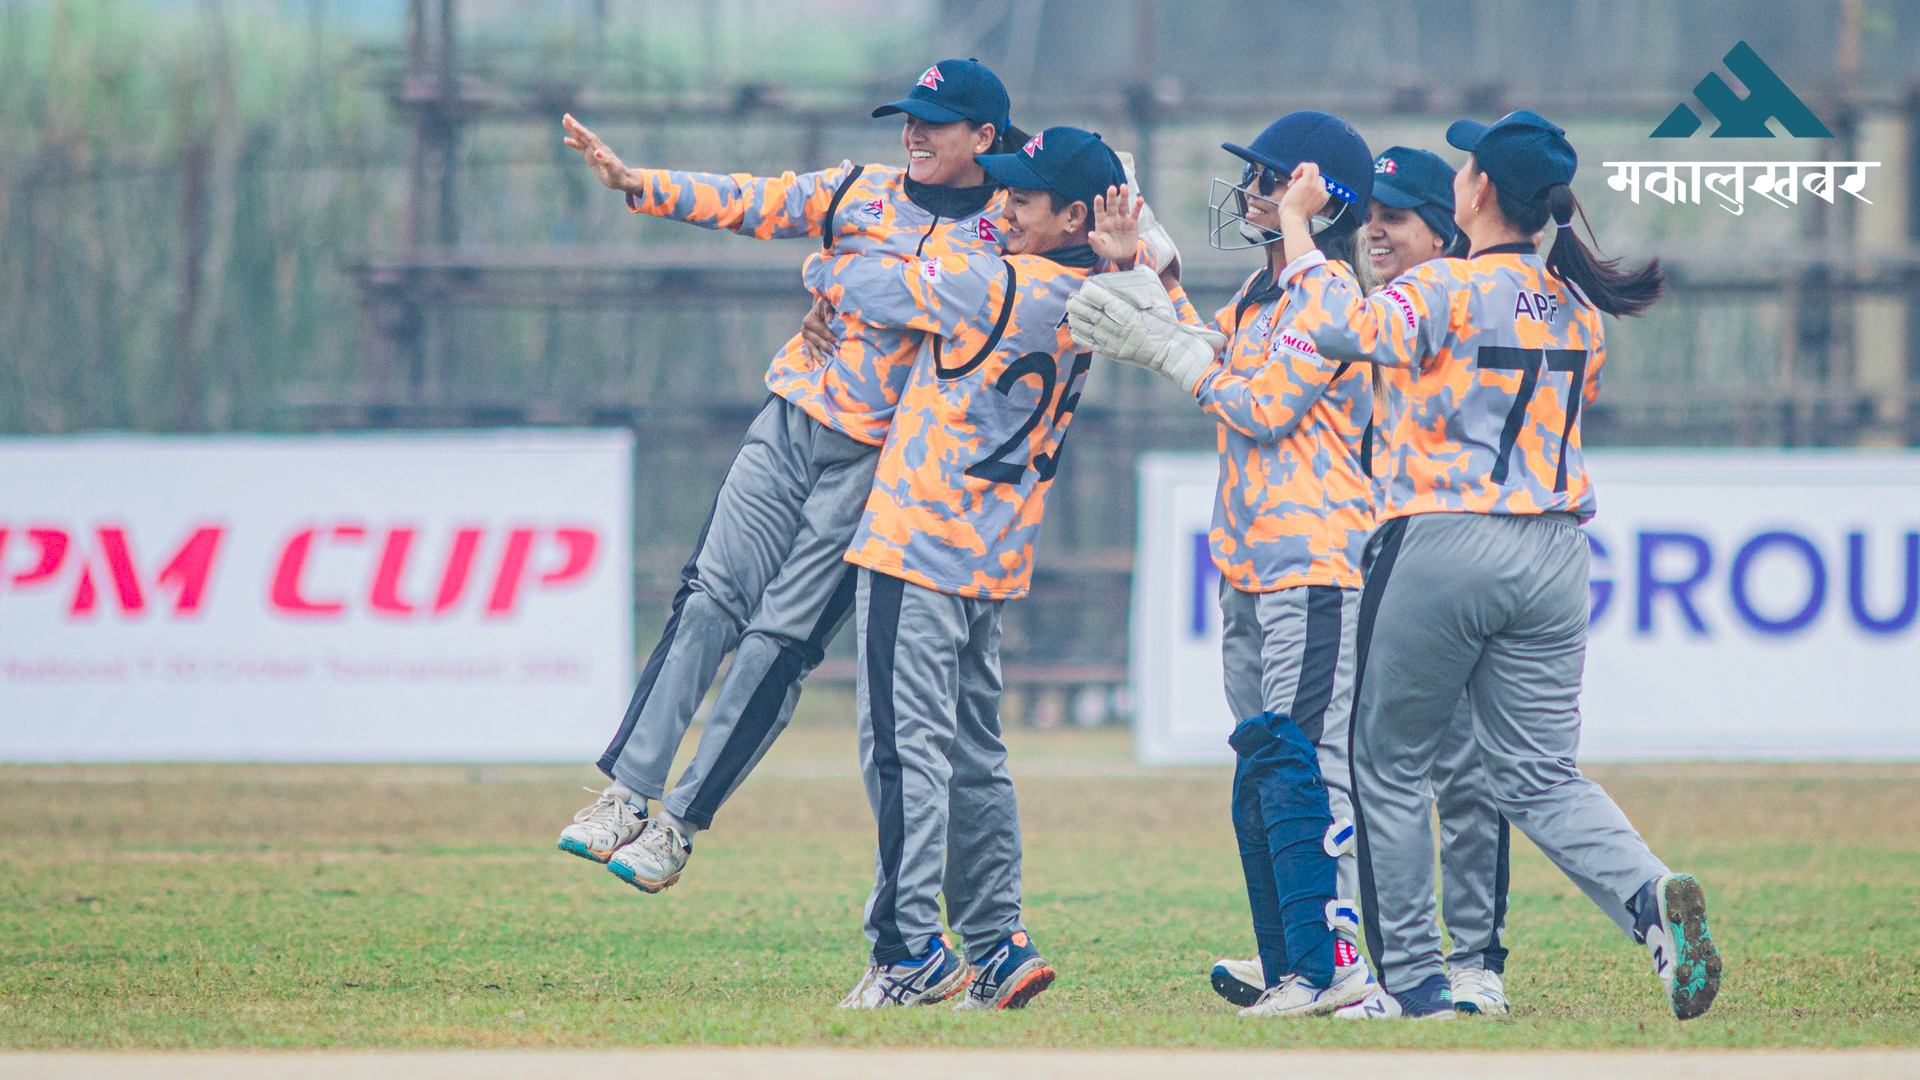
left=973, top=120, right=1029, bottom=156
left=1481, top=161, right=1662, bottom=317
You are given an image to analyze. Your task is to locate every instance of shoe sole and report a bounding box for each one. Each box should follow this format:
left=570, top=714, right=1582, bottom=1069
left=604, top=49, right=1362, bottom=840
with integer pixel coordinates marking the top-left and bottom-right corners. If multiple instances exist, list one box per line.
left=556, top=836, right=621, bottom=864
left=1660, top=873, right=1722, bottom=1021
left=1210, top=967, right=1264, bottom=1008
left=1453, top=1001, right=1508, bottom=1016
left=608, top=859, right=681, bottom=894
left=988, top=964, right=1056, bottom=1009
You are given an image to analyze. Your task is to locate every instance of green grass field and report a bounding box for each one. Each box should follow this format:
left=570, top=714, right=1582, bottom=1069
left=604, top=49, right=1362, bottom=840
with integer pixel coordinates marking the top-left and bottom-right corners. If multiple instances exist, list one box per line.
left=4, top=707, right=1917, bottom=1051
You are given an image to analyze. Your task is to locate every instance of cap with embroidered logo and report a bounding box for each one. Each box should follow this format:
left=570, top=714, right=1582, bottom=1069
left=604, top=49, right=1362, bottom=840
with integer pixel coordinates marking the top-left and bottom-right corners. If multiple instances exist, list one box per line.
left=976, top=126, right=1126, bottom=214
left=1372, top=146, right=1458, bottom=246
left=871, top=58, right=1011, bottom=135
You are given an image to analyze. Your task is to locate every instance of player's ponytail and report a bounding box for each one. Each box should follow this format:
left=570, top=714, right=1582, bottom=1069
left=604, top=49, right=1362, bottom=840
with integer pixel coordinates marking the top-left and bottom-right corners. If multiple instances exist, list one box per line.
left=1540, top=185, right=1662, bottom=317
left=1491, top=172, right=1662, bottom=318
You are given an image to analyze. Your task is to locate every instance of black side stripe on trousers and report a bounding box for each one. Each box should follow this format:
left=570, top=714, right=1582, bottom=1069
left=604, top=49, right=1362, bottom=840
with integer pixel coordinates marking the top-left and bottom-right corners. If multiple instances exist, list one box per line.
left=864, top=572, right=912, bottom=964
left=596, top=401, right=773, bottom=776
left=1289, top=585, right=1346, bottom=744
left=681, top=564, right=859, bottom=828
left=1486, top=815, right=1512, bottom=973
left=1348, top=515, right=1410, bottom=975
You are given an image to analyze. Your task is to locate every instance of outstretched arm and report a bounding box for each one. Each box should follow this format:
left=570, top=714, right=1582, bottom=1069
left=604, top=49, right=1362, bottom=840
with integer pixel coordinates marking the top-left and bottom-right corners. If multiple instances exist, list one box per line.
left=562, top=112, right=854, bottom=240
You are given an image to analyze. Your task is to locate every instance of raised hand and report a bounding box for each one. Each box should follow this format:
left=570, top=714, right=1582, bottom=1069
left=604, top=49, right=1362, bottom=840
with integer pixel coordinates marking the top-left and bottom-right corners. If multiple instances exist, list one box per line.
left=1088, top=184, right=1145, bottom=267
left=562, top=113, right=632, bottom=192
left=1278, top=162, right=1332, bottom=224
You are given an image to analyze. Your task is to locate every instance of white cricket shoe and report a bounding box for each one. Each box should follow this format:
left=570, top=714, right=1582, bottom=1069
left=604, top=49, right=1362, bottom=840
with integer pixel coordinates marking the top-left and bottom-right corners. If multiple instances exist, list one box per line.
left=1335, top=973, right=1455, bottom=1020
left=1210, top=956, right=1266, bottom=1007
left=1450, top=967, right=1509, bottom=1015
left=556, top=786, right=646, bottom=864
left=607, top=820, right=691, bottom=893
left=1239, top=963, right=1371, bottom=1018
left=839, top=937, right=972, bottom=1008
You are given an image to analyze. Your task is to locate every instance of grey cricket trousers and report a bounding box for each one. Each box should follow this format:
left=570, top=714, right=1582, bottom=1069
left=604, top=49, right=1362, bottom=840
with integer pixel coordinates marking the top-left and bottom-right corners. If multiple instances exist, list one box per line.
left=598, top=395, right=880, bottom=828
left=856, top=569, right=1025, bottom=966
left=1351, top=512, right=1668, bottom=993
left=1219, top=581, right=1361, bottom=932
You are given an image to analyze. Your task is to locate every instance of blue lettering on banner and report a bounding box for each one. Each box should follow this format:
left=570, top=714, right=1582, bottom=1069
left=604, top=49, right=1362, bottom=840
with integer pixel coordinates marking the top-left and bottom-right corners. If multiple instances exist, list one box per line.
left=1583, top=526, right=1918, bottom=638
left=1636, top=532, right=1713, bottom=636
left=1191, top=532, right=1219, bottom=637
left=1586, top=532, right=1613, bottom=625
left=1729, top=531, right=1825, bottom=635
left=1848, top=531, right=1920, bottom=634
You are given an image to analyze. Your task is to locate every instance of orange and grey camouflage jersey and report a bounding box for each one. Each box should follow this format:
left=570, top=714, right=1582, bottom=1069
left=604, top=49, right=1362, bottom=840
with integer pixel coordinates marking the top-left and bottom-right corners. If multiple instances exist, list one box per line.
left=1282, top=244, right=1606, bottom=523
left=624, top=162, right=1003, bottom=446
left=803, top=247, right=1095, bottom=600
left=1180, top=265, right=1374, bottom=594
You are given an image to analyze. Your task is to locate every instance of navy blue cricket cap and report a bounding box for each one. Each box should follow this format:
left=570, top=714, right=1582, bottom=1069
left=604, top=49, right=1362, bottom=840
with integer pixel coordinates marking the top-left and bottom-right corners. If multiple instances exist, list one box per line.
left=977, top=126, right=1126, bottom=213
left=1223, top=110, right=1375, bottom=210
left=1446, top=109, right=1577, bottom=199
left=871, top=59, right=1011, bottom=134
left=1373, top=146, right=1458, bottom=245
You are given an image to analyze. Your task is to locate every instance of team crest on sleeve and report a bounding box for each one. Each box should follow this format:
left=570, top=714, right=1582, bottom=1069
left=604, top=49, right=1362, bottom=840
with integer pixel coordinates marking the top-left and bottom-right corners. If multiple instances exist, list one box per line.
left=976, top=217, right=999, bottom=243
left=917, top=66, right=943, bottom=90
left=1022, top=132, right=1045, bottom=157
left=1382, top=286, right=1419, bottom=331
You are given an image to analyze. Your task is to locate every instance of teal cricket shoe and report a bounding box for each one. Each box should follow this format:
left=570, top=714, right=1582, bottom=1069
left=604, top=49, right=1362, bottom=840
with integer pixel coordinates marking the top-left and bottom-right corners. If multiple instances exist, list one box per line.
left=1634, top=872, right=1723, bottom=1021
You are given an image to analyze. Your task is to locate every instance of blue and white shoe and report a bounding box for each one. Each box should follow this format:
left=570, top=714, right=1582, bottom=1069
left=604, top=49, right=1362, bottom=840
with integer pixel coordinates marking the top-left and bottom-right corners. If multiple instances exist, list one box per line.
left=1214, top=951, right=1372, bottom=1008
left=1210, top=956, right=1266, bottom=1007
left=557, top=786, right=647, bottom=864
left=839, top=937, right=973, bottom=1008
left=1334, top=973, right=1455, bottom=1020
left=607, top=820, right=691, bottom=893
left=1634, top=872, right=1722, bottom=1021
left=1449, top=967, right=1509, bottom=1015
left=957, top=931, right=1056, bottom=1010
left=1240, top=961, right=1373, bottom=1018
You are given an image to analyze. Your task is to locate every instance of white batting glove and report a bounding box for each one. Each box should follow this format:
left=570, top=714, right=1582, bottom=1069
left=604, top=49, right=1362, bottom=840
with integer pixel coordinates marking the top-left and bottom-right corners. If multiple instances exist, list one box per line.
left=1069, top=269, right=1225, bottom=395
left=1117, top=150, right=1183, bottom=278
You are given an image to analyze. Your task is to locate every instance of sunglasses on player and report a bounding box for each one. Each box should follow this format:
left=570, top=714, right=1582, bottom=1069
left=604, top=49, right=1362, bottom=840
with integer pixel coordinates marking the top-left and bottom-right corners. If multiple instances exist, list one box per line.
left=1239, top=161, right=1359, bottom=205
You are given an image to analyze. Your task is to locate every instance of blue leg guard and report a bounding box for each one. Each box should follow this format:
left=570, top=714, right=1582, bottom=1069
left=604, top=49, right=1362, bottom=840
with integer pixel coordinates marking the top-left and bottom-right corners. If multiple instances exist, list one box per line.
left=1229, top=711, right=1337, bottom=988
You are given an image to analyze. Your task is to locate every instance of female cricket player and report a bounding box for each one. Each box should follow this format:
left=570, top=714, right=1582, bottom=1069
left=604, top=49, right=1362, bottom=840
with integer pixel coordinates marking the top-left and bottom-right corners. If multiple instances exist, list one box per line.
left=1069, top=111, right=1381, bottom=1018
left=1274, top=110, right=1722, bottom=1022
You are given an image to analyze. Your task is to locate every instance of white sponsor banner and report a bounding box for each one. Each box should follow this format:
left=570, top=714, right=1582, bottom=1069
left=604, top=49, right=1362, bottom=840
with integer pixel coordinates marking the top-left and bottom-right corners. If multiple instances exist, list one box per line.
left=0, top=432, right=634, bottom=762
left=1133, top=451, right=1920, bottom=764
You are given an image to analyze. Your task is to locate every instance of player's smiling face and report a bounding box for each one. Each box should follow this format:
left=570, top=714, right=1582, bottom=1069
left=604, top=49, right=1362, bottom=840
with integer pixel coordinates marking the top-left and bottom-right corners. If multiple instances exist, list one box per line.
left=902, top=116, right=991, bottom=187
left=998, top=189, right=1083, bottom=256
left=1366, top=201, right=1447, bottom=280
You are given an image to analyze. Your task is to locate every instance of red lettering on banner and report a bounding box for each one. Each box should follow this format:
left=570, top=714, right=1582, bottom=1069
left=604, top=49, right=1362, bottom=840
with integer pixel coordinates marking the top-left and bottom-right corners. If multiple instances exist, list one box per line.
left=9, top=528, right=70, bottom=587
left=268, top=523, right=600, bottom=620
left=4, top=525, right=223, bottom=618
left=370, top=528, right=419, bottom=616
left=543, top=528, right=598, bottom=586
left=486, top=528, right=538, bottom=617
left=433, top=528, right=483, bottom=614
left=271, top=527, right=348, bottom=616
